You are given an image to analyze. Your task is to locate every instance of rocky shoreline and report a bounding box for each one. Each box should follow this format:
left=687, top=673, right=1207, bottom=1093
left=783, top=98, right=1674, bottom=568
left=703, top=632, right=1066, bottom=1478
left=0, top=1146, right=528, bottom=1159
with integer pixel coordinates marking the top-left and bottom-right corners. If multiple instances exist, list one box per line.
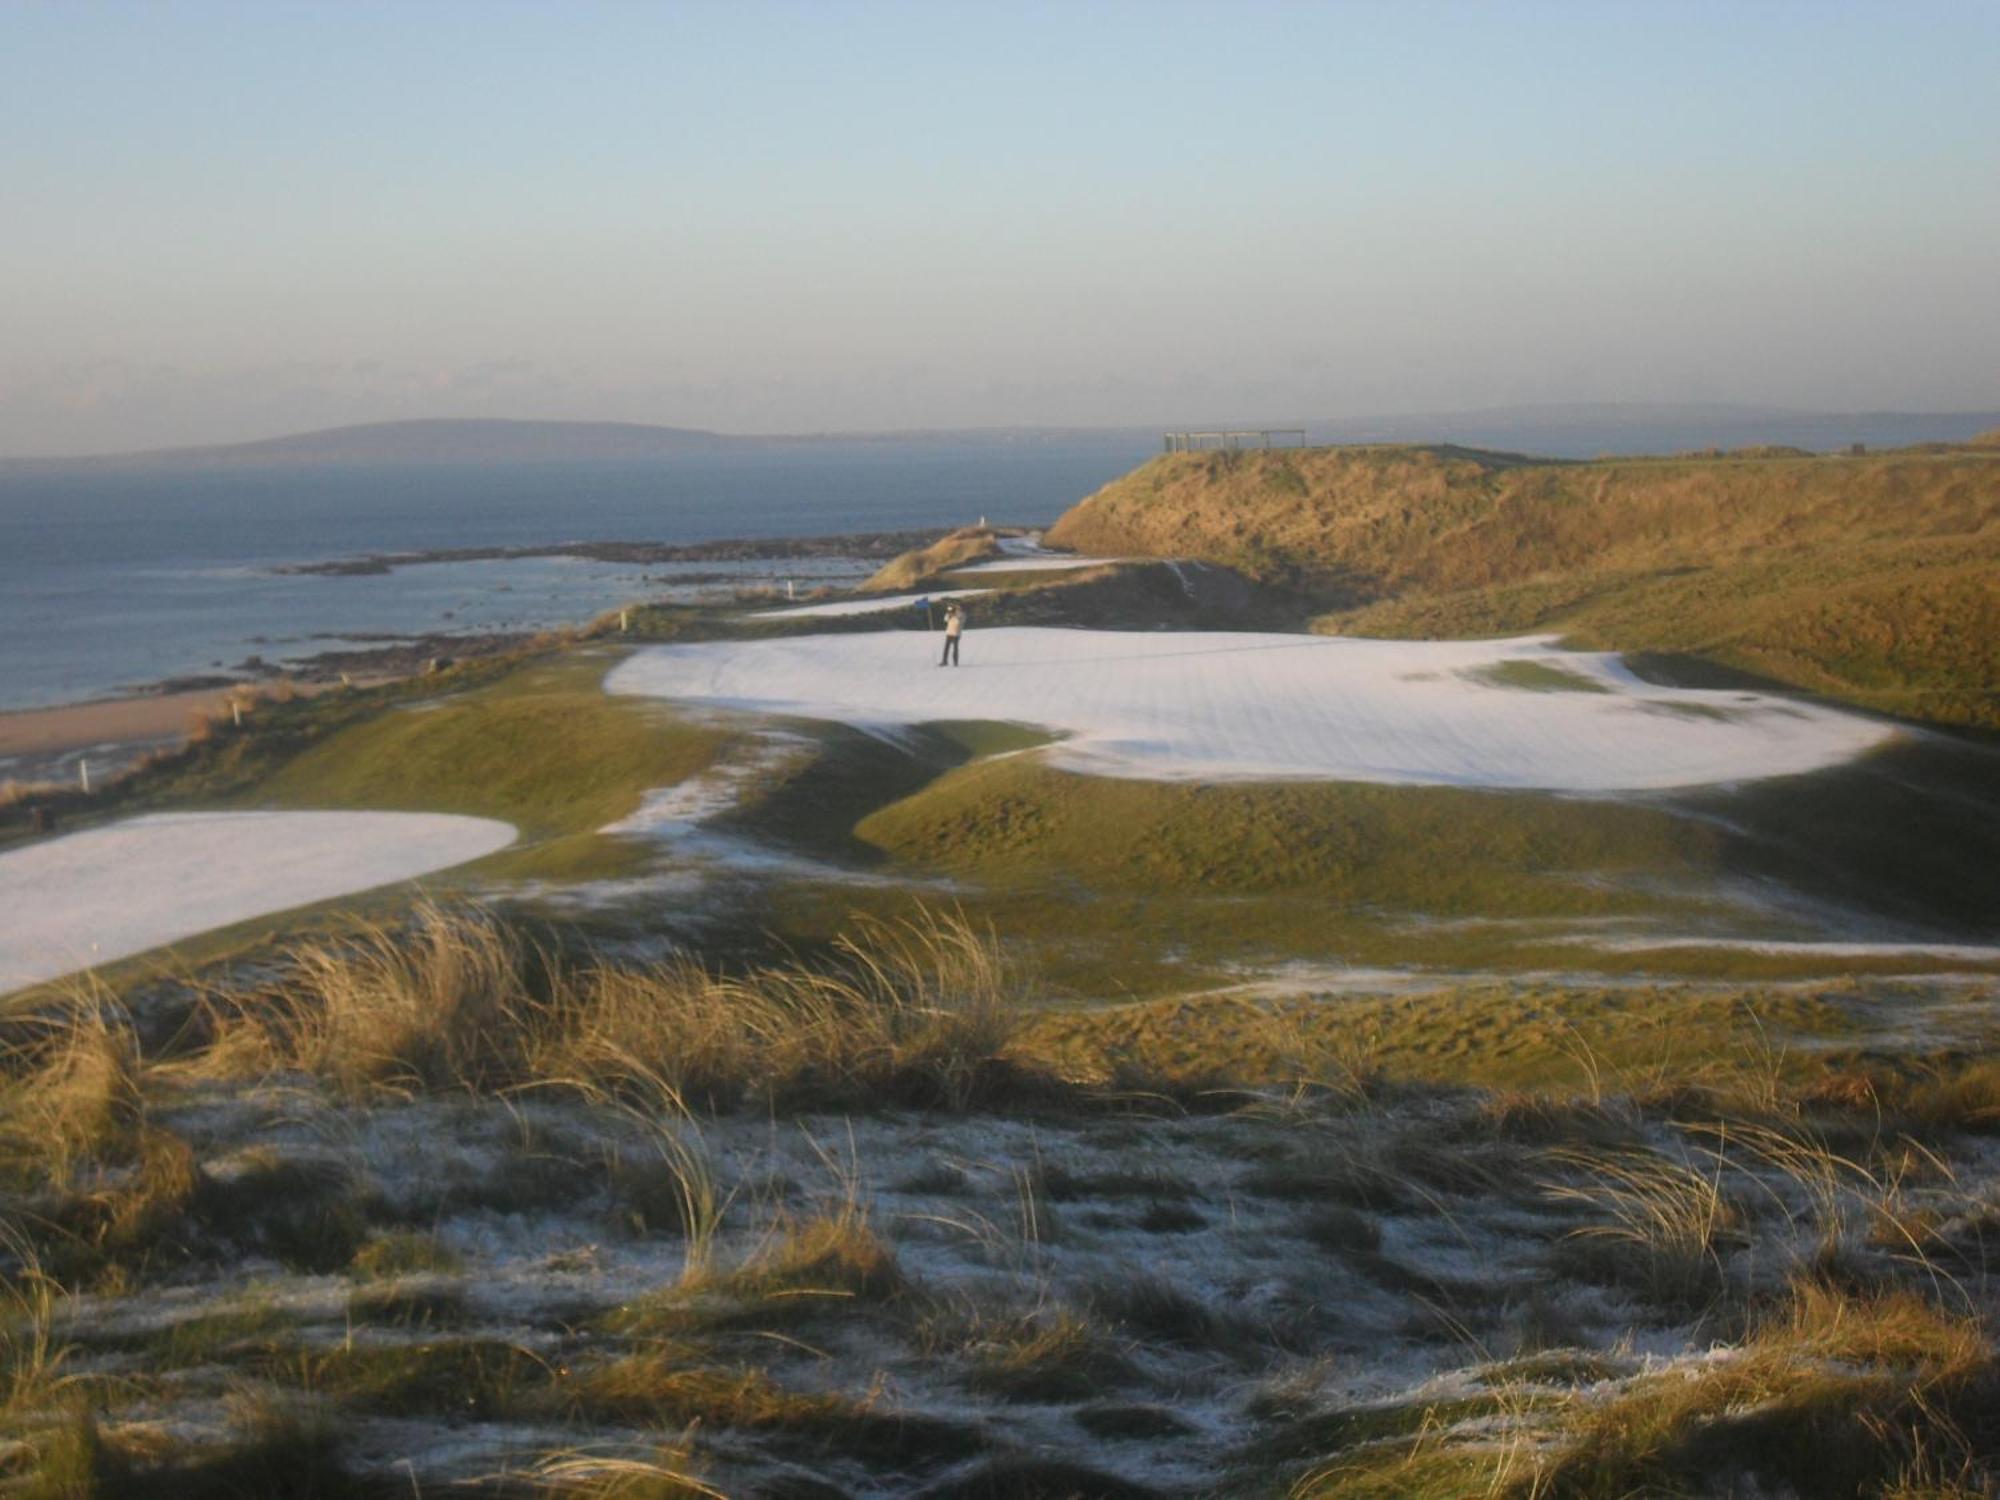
left=223, top=629, right=541, bottom=687
left=3, top=523, right=943, bottom=787
left=274, top=526, right=955, bottom=576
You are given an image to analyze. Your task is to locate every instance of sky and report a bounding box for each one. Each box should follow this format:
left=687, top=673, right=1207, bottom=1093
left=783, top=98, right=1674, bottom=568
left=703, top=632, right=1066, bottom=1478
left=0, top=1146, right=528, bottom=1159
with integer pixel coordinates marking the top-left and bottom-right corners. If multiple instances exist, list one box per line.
left=2, top=0, right=1996, bottom=454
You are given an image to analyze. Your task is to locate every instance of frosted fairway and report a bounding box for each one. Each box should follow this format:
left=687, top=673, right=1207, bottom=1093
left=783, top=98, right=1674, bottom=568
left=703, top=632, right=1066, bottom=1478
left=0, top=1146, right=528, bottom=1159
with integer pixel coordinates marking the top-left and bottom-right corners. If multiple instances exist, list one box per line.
left=606, top=627, right=1892, bottom=792
left=0, top=811, right=517, bottom=993
left=948, top=556, right=1124, bottom=573
left=748, top=587, right=990, bottom=620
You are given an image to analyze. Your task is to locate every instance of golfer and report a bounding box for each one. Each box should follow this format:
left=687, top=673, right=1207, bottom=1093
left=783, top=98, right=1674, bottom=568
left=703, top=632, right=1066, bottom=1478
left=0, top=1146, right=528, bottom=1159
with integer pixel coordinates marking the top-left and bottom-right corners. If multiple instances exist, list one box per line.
left=939, top=602, right=964, bottom=666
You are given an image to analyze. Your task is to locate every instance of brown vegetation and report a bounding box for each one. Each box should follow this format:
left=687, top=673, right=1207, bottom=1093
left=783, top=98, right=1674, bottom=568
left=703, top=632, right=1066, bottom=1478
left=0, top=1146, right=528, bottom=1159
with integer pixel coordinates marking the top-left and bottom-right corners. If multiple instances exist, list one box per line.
left=6, top=904, right=2000, bottom=1495
left=862, top=525, right=1005, bottom=591
left=194, top=902, right=1025, bottom=1111
left=1044, top=443, right=2000, bottom=728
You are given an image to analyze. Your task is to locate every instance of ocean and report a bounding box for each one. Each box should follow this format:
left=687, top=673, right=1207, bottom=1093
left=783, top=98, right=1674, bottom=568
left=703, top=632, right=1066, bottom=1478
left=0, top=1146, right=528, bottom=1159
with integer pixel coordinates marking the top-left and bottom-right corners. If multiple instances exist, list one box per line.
left=0, top=434, right=1155, bottom=711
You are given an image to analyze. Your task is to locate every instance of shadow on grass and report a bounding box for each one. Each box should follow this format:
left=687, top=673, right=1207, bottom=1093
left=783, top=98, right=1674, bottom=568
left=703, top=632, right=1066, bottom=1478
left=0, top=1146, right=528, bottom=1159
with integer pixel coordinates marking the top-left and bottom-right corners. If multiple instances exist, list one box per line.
left=1680, top=734, right=2000, bottom=935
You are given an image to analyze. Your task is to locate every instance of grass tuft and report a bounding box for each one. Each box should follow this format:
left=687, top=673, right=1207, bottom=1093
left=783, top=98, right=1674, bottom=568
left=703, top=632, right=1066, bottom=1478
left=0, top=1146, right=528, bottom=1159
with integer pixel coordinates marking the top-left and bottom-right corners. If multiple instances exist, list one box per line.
left=1535, top=1285, right=2000, bottom=1497
left=0, top=1004, right=144, bottom=1192
left=1086, top=1272, right=1249, bottom=1353
left=200, top=901, right=1029, bottom=1113
left=1543, top=1145, right=1740, bottom=1311
left=960, top=1308, right=1139, bottom=1402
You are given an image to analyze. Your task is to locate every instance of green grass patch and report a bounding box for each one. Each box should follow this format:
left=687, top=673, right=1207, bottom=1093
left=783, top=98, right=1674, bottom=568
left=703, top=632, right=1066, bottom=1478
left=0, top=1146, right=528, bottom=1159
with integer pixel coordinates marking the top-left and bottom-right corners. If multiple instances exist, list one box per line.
left=1466, top=659, right=1611, bottom=693
left=855, top=756, right=1718, bottom=913
left=4, top=649, right=737, bottom=999
left=245, top=653, right=728, bottom=878
left=715, top=717, right=1053, bottom=867
left=737, top=716, right=1998, bottom=998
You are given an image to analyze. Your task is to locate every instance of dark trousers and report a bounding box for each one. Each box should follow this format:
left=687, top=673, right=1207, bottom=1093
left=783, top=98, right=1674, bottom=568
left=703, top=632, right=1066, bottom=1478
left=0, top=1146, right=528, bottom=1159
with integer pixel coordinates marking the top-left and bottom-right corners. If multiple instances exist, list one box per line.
left=940, top=634, right=960, bottom=666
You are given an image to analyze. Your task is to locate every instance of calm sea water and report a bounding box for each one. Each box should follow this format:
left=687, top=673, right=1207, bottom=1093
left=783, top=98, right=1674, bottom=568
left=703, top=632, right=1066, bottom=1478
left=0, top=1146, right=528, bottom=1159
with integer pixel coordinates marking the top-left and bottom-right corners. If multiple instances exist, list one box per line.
left=0, top=435, right=1154, bottom=711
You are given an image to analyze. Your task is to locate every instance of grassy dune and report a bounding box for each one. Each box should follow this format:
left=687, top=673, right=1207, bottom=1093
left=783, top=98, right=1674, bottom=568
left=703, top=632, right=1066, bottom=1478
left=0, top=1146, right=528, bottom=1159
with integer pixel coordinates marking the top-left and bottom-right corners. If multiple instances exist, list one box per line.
left=1044, top=443, right=2000, bottom=729
left=244, top=654, right=730, bottom=880
left=851, top=739, right=2000, bottom=931
left=855, top=757, right=1716, bottom=913
left=674, top=718, right=1997, bottom=1005
left=860, top=524, right=1004, bottom=590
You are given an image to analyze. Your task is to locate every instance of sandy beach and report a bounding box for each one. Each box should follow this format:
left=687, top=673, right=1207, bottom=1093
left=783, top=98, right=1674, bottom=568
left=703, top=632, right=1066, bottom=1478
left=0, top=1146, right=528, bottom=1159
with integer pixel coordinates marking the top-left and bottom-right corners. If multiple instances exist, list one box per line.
left=0, top=679, right=371, bottom=784
left=0, top=688, right=240, bottom=773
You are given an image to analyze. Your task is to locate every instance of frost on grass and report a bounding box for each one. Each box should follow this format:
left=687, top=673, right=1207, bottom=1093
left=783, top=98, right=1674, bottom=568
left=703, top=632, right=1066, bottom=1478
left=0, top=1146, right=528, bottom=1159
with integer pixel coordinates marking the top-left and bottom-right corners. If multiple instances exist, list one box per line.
left=6, top=916, right=2000, bottom=1496
left=948, top=555, right=1128, bottom=574
left=514, top=728, right=924, bottom=913
left=1562, top=934, right=2000, bottom=966
left=746, top=586, right=991, bottom=620
left=0, top=810, right=516, bottom=995
left=606, top=628, right=1889, bottom=792
left=15, top=1085, right=2000, bottom=1494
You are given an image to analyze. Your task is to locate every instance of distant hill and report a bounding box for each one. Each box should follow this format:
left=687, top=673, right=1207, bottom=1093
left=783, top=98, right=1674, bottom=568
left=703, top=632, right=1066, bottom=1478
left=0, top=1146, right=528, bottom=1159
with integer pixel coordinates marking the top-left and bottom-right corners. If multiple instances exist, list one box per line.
left=0, top=417, right=1177, bottom=469
left=8, top=418, right=746, bottom=469
left=1046, top=441, right=2000, bottom=730
left=9, top=405, right=1998, bottom=468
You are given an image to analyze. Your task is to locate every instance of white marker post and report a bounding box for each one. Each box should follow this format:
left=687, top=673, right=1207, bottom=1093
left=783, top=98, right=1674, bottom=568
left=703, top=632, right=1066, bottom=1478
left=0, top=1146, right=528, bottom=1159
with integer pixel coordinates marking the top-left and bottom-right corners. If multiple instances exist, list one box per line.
left=620, top=608, right=630, bottom=634
left=79, top=759, right=91, bottom=795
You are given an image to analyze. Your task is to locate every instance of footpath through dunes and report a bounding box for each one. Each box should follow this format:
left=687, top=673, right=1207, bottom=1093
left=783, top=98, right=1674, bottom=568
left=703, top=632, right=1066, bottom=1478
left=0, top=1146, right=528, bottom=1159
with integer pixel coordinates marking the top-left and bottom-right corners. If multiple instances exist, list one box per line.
left=1042, top=441, right=2000, bottom=729
left=0, top=810, right=515, bottom=994
left=605, top=627, right=1887, bottom=792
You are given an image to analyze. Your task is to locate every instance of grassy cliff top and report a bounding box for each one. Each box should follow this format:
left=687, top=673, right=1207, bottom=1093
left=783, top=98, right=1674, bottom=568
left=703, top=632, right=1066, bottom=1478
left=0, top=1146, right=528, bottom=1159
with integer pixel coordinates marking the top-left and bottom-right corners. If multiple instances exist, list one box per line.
left=1044, top=443, right=2000, bottom=728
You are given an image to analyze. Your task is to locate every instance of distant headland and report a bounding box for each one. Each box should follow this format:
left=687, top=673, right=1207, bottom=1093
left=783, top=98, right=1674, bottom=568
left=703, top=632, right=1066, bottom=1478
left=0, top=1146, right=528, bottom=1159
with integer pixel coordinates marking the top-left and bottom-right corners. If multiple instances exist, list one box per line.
left=8, top=404, right=2000, bottom=468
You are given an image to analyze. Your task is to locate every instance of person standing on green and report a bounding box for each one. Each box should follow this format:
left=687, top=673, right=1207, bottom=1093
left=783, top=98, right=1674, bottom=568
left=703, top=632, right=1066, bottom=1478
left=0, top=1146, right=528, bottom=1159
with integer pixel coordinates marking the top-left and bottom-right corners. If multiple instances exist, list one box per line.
left=939, top=602, right=964, bottom=666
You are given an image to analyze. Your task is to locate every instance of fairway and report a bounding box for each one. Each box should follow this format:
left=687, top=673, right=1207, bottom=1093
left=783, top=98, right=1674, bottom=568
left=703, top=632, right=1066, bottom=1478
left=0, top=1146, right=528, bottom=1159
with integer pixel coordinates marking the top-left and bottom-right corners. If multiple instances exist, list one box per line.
left=606, top=626, right=1890, bottom=791
left=0, top=809, right=515, bottom=993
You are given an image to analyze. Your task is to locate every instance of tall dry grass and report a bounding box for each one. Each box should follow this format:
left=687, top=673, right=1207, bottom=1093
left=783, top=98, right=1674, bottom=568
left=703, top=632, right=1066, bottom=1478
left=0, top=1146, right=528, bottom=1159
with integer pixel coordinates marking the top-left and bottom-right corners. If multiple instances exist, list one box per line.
left=0, top=1001, right=143, bottom=1190
left=527, top=1448, right=724, bottom=1499
left=0, top=1227, right=71, bottom=1419
left=198, top=902, right=1025, bottom=1110
left=1543, top=1145, right=1738, bottom=1309
left=1533, top=1282, right=1997, bottom=1497
left=197, top=902, right=556, bottom=1094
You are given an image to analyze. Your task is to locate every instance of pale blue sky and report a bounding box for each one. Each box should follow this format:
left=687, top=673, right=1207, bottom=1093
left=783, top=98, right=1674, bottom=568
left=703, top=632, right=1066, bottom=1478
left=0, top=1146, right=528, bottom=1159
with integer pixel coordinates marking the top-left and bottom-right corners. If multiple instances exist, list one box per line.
left=3, top=0, right=1995, bottom=453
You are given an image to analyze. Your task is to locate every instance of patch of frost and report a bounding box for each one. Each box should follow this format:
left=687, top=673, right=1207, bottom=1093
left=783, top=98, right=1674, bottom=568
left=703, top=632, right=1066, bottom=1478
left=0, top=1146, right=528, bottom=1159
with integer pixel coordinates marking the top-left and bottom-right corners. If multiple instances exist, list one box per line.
left=949, top=555, right=1126, bottom=574
left=0, top=811, right=517, bottom=995
left=605, top=628, right=1891, bottom=792
left=747, top=587, right=990, bottom=621
left=1561, top=935, right=2000, bottom=964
